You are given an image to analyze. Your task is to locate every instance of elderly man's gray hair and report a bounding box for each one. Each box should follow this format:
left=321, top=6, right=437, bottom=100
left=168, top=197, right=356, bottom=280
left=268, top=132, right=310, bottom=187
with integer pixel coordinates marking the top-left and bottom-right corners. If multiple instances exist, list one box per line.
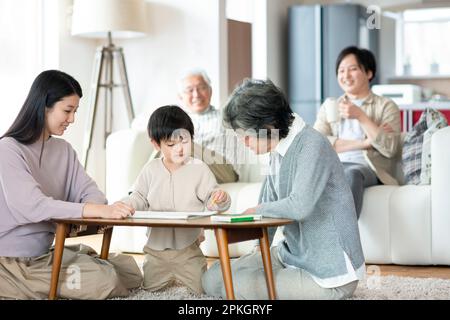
left=177, top=68, right=211, bottom=93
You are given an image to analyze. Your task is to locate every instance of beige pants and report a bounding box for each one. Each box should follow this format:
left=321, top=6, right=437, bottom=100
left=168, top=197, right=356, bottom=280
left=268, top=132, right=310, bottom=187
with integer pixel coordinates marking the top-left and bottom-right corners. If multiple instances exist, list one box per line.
left=150, top=143, right=238, bottom=184
left=0, top=244, right=143, bottom=300
left=142, top=242, right=206, bottom=294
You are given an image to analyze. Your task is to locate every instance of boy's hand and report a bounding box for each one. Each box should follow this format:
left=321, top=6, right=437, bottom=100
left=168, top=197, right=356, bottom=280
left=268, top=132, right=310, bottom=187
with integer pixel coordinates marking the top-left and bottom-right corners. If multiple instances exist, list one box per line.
left=207, top=190, right=229, bottom=210
left=212, top=190, right=228, bottom=204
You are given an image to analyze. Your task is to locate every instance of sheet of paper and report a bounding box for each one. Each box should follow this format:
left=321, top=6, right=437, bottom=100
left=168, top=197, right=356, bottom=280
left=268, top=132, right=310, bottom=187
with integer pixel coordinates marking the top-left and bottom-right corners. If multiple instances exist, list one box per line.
left=131, top=211, right=217, bottom=219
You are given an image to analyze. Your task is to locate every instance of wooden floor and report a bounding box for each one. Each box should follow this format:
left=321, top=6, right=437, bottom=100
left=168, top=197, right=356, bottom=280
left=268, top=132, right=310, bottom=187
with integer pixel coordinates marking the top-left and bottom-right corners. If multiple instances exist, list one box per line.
left=66, top=234, right=450, bottom=280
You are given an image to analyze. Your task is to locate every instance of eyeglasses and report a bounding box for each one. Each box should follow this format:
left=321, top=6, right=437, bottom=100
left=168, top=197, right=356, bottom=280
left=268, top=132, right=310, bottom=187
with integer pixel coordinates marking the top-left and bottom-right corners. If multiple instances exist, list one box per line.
left=182, top=84, right=210, bottom=95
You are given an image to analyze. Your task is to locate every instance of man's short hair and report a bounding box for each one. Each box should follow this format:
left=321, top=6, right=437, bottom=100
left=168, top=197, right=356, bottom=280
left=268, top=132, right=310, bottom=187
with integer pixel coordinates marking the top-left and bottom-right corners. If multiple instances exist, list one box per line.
left=335, top=46, right=377, bottom=82
left=147, top=105, right=194, bottom=144
left=177, top=68, right=211, bottom=94
left=223, top=79, right=294, bottom=139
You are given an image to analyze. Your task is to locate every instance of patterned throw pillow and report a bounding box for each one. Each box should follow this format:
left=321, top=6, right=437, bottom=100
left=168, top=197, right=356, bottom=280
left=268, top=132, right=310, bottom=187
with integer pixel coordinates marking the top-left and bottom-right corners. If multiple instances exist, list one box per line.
left=402, top=108, right=448, bottom=185
left=420, top=108, right=448, bottom=184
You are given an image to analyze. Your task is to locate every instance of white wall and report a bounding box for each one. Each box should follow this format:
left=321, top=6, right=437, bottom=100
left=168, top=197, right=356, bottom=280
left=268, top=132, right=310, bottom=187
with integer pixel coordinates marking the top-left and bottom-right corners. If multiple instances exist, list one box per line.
left=115, top=0, right=227, bottom=123
left=0, top=0, right=43, bottom=135
left=227, top=0, right=253, bottom=23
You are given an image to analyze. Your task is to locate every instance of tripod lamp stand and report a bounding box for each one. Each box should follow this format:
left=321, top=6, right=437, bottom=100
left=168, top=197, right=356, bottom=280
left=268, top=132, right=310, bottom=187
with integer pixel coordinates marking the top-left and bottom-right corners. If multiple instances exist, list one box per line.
left=71, top=0, right=147, bottom=167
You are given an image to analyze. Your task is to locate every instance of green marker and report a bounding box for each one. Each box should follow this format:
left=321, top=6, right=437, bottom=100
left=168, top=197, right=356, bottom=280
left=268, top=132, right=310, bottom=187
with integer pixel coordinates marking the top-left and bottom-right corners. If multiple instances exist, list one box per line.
left=229, top=216, right=254, bottom=223
left=211, top=214, right=262, bottom=223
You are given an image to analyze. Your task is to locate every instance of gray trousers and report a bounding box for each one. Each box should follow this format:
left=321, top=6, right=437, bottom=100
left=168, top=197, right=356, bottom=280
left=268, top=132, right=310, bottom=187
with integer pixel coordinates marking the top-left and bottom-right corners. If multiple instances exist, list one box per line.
left=202, top=246, right=358, bottom=300
left=342, top=162, right=379, bottom=219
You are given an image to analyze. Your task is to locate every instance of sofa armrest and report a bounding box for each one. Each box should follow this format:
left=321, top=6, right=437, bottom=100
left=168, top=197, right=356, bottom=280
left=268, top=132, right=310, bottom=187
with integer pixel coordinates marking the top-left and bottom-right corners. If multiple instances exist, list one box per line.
left=105, top=129, right=152, bottom=203
left=431, top=126, right=450, bottom=264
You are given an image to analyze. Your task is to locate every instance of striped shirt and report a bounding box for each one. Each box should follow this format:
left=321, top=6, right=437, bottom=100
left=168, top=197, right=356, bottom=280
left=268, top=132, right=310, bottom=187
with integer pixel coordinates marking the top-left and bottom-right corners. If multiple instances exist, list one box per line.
left=184, top=105, right=250, bottom=174
left=184, top=105, right=224, bottom=153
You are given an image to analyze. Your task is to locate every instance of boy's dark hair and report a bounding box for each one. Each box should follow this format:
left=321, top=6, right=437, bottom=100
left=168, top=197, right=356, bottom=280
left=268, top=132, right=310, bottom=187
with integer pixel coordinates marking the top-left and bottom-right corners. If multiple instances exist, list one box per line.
left=335, top=46, right=377, bottom=82
left=223, top=79, right=294, bottom=139
left=147, top=105, right=194, bottom=144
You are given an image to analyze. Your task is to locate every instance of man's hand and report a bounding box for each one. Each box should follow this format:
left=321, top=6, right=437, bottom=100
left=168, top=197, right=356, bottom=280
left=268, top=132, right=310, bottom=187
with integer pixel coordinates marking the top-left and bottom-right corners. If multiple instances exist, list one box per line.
left=362, top=138, right=372, bottom=150
left=381, top=123, right=394, bottom=133
left=339, top=98, right=366, bottom=121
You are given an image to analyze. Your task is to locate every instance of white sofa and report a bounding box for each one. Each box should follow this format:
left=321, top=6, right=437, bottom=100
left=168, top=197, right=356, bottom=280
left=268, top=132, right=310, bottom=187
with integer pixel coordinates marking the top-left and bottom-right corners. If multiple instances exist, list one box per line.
left=105, top=126, right=450, bottom=265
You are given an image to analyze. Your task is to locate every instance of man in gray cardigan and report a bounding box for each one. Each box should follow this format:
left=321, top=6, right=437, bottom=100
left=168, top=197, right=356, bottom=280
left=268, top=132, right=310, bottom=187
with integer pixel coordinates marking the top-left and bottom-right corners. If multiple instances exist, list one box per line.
left=201, top=79, right=365, bottom=299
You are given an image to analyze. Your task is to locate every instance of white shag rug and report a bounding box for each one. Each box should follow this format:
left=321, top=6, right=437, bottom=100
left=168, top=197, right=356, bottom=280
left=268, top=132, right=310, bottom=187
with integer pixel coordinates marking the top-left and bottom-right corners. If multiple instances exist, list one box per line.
left=112, top=276, right=450, bottom=300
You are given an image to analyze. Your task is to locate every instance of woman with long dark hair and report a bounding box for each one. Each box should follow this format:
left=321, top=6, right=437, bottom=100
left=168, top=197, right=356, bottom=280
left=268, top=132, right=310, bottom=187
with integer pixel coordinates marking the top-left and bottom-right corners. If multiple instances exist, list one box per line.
left=0, top=70, right=142, bottom=299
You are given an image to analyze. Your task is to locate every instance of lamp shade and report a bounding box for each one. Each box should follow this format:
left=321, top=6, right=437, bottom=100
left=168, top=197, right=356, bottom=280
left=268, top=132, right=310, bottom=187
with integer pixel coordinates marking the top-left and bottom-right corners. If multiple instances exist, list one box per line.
left=71, top=0, right=147, bottom=39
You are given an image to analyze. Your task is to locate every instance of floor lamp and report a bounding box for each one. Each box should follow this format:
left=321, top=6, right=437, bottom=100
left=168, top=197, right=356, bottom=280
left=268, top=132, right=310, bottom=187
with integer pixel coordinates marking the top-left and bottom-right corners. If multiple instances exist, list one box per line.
left=71, top=0, right=147, bottom=167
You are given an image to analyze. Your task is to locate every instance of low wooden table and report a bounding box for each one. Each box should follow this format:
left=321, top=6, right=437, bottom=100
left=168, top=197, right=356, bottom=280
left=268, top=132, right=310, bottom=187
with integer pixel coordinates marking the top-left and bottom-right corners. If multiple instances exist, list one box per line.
left=49, top=216, right=292, bottom=300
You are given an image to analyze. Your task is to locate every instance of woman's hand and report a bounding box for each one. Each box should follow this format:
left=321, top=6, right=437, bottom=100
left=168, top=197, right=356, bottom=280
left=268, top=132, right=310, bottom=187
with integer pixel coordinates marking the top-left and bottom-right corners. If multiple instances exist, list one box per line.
left=106, top=201, right=135, bottom=219
left=82, top=201, right=135, bottom=219
left=241, top=206, right=259, bottom=215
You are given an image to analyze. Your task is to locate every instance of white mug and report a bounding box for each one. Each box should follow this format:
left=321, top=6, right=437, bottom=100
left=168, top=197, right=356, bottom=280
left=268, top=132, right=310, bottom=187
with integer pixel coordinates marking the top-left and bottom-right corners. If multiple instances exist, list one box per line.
left=323, top=97, right=340, bottom=123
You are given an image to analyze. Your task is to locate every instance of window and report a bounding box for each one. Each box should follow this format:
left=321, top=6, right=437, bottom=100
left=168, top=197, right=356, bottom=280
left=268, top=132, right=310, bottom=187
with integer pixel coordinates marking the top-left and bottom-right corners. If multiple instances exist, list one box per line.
left=402, top=7, right=450, bottom=76
left=0, top=0, right=44, bottom=134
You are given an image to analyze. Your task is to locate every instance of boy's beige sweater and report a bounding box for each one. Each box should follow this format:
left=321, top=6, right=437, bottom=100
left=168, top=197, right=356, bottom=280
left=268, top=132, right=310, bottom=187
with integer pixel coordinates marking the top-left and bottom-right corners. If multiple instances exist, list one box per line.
left=122, top=157, right=230, bottom=250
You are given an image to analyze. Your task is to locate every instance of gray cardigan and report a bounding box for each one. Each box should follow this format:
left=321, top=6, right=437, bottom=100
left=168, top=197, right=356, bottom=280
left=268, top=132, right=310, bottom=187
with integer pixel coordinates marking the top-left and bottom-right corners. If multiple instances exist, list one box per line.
left=256, top=125, right=365, bottom=279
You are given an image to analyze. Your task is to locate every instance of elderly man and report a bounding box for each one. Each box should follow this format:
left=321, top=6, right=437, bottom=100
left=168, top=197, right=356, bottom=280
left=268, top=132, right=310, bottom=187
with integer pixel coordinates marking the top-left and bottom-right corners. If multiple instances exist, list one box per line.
left=177, top=69, right=238, bottom=183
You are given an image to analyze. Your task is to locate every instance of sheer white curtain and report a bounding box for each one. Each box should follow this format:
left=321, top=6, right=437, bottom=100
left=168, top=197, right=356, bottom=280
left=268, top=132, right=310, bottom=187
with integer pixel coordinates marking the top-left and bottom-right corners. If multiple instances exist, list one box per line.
left=0, top=0, right=44, bottom=135
left=403, top=8, right=450, bottom=76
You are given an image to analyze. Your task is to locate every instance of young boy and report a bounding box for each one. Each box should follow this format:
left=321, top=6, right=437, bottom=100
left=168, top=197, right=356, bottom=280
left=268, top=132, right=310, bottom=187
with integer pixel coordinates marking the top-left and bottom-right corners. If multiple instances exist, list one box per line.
left=121, top=105, right=231, bottom=294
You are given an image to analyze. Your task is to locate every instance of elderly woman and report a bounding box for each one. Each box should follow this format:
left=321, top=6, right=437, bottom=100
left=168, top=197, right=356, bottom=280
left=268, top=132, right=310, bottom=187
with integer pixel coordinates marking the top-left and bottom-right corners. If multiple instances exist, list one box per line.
left=202, top=79, right=365, bottom=300
left=0, top=70, right=142, bottom=299
left=314, top=46, right=401, bottom=218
